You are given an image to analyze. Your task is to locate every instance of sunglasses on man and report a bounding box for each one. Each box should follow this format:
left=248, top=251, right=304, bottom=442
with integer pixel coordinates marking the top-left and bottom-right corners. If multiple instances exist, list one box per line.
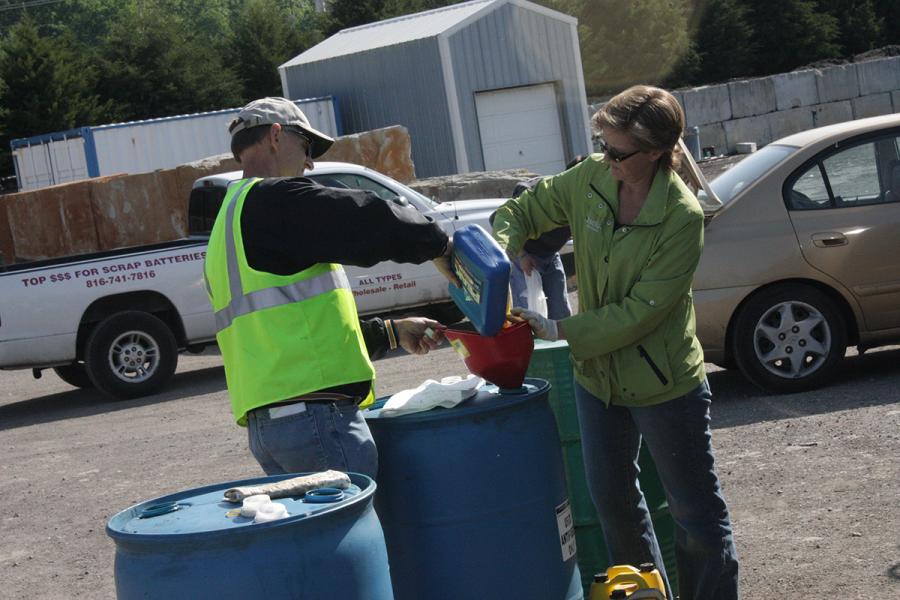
left=284, top=126, right=313, bottom=155
left=598, top=138, right=641, bottom=163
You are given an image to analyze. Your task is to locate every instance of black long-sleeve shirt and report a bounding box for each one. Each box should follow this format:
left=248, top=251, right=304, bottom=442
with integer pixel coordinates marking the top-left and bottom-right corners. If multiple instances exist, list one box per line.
left=239, top=177, right=449, bottom=397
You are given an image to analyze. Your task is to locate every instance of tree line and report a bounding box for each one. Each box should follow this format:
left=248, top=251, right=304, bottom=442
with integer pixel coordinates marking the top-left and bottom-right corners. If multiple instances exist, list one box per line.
left=1, top=0, right=897, bottom=177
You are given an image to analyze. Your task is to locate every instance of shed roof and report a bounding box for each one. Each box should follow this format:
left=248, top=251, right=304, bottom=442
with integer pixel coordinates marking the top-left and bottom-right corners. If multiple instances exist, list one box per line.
left=281, top=0, right=575, bottom=68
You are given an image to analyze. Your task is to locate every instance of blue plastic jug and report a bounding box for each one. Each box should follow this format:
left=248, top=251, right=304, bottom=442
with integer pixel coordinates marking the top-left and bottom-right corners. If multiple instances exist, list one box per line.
left=448, top=224, right=511, bottom=336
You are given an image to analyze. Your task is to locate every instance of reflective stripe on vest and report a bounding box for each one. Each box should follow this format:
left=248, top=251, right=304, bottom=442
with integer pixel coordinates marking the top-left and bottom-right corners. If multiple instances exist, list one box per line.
left=212, top=179, right=350, bottom=331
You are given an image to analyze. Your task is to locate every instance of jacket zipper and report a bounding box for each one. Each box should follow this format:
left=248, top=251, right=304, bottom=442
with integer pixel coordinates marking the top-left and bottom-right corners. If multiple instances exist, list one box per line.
left=637, top=344, right=668, bottom=385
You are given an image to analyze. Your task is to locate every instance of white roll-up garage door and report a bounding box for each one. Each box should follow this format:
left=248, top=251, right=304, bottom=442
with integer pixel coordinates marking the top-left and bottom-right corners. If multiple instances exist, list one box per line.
left=475, top=83, right=566, bottom=175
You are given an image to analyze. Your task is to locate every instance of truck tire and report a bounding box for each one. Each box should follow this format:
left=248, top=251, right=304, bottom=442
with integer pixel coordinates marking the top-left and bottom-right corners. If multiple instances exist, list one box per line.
left=84, top=311, right=178, bottom=399
left=53, top=364, right=94, bottom=389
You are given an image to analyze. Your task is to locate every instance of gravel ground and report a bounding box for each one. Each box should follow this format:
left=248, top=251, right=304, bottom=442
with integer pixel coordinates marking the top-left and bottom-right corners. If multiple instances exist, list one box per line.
left=1, top=315, right=898, bottom=598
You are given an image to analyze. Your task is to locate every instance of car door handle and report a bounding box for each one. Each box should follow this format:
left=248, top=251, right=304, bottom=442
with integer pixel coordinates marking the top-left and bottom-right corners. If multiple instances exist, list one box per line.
left=811, top=232, right=847, bottom=247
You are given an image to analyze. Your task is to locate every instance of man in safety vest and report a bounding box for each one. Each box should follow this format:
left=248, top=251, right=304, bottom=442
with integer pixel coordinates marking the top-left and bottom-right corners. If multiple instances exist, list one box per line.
left=204, top=97, right=458, bottom=478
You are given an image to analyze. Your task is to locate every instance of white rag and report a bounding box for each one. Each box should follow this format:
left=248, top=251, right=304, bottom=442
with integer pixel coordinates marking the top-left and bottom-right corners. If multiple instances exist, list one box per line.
left=378, top=375, right=484, bottom=418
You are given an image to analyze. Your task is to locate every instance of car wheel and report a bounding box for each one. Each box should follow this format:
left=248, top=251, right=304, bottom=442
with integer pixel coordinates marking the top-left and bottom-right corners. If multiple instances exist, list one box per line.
left=53, top=364, right=94, bottom=389
left=84, top=311, right=178, bottom=399
left=732, top=285, right=847, bottom=393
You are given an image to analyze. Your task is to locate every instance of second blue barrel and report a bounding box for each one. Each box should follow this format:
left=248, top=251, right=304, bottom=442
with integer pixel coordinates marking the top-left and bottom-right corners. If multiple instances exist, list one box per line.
left=366, top=378, right=583, bottom=600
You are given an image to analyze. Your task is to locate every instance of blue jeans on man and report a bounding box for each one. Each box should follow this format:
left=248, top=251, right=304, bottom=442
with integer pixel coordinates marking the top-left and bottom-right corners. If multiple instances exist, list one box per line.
left=509, top=252, right=572, bottom=319
left=574, top=379, right=739, bottom=600
left=246, top=400, right=378, bottom=478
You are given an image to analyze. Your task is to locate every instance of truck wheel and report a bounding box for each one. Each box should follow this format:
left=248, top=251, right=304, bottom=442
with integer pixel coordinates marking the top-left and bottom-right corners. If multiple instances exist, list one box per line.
left=84, top=311, right=178, bottom=399
left=53, top=364, right=94, bottom=389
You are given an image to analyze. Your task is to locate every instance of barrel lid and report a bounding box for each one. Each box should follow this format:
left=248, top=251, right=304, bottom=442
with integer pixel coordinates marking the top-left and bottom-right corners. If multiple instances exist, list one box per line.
left=107, top=472, right=373, bottom=540
left=365, top=377, right=549, bottom=424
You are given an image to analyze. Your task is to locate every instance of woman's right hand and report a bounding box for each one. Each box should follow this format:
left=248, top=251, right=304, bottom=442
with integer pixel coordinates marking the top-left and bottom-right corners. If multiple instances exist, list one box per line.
left=510, top=307, right=559, bottom=341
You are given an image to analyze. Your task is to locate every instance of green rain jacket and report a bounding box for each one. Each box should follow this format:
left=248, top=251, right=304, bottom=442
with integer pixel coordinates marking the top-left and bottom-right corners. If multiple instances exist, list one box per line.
left=492, top=155, right=706, bottom=407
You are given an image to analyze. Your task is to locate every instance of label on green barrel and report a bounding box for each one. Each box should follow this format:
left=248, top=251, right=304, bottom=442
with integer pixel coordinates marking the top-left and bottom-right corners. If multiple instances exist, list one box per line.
left=555, top=499, right=577, bottom=561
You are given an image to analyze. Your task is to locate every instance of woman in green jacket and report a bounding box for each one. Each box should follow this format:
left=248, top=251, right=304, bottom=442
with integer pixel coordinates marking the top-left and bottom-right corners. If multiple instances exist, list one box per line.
left=492, top=86, right=738, bottom=600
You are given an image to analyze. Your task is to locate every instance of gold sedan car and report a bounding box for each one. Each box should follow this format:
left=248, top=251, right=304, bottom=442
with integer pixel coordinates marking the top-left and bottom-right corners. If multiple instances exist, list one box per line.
left=693, top=114, right=900, bottom=393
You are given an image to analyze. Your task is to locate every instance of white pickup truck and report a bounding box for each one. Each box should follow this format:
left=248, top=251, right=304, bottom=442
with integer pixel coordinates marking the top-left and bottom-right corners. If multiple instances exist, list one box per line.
left=0, top=162, right=518, bottom=399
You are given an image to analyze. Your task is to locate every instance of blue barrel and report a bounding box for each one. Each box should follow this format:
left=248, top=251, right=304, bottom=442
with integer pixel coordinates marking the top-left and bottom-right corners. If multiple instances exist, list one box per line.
left=366, top=378, right=583, bottom=600
left=106, top=473, right=393, bottom=600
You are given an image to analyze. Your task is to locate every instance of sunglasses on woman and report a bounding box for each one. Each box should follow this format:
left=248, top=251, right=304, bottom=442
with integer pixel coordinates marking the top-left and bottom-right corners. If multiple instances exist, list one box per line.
left=598, top=139, right=640, bottom=163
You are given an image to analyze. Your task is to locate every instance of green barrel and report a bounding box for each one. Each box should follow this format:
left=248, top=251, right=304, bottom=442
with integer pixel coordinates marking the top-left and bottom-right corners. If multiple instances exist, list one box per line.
left=526, top=340, right=678, bottom=598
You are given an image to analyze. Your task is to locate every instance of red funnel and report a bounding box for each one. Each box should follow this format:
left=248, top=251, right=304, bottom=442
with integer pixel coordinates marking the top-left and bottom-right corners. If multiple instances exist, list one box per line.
left=444, top=321, right=534, bottom=389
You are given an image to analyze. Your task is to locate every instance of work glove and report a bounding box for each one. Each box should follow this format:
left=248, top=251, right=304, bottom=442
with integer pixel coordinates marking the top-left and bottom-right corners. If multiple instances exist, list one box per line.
left=510, top=307, right=559, bottom=341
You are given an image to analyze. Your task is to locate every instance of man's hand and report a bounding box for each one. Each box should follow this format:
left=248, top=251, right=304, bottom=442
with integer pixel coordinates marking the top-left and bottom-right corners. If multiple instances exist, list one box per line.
left=433, top=239, right=462, bottom=287
left=394, top=317, right=447, bottom=355
left=509, top=307, right=559, bottom=341
left=518, top=253, right=537, bottom=276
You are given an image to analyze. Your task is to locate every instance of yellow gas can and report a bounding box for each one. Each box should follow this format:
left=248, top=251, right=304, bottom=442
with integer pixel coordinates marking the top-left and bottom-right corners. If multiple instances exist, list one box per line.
left=589, top=563, right=667, bottom=600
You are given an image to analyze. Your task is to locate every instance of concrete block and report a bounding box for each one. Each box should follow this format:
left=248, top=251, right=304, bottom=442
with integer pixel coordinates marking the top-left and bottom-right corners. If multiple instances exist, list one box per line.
left=90, top=172, right=183, bottom=250
left=768, top=107, right=815, bottom=142
left=816, top=64, right=859, bottom=102
left=670, top=89, right=685, bottom=113
left=409, top=169, right=536, bottom=203
left=723, top=114, right=772, bottom=152
left=728, top=78, right=777, bottom=118
left=697, top=122, right=728, bottom=157
left=851, top=92, right=894, bottom=119
left=811, top=101, right=854, bottom=127
left=856, top=57, right=900, bottom=96
left=893, top=91, right=900, bottom=113
left=773, top=70, right=819, bottom=110
left=156, top=169, right=188, bottom=238
left=0, top=199, right=14, bottom=265
left=322, top=125, right=416, bottom=182
left=681, top=84, right=732, bottom=126
left=735, top=142, right=757, bottom=154
left=173, top=153, right=241, bottom=214
left=6, top=180, right=99, bottom=261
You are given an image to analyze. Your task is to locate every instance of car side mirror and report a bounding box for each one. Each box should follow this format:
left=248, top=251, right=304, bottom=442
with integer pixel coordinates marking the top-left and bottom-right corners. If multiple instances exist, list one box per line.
left=394, top=196, right=409, bottom=207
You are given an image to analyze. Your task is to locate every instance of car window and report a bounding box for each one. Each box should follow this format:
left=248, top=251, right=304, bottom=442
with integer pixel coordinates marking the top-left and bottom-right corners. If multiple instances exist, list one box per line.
left=789, top=165, right=831, bottom=210
left=701, top=144, right=796, bottom=206
left=787, top=138, right=898, bottom=210
left=310, top=173, right=400, bottom=202
left=823, top=143, right=881, bottom=207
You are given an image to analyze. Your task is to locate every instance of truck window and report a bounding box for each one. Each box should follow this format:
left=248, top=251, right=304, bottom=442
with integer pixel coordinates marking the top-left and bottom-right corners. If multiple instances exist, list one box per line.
left=309, top=173, right=401, bottom=202
left=189, top=186, right=227, bottom=235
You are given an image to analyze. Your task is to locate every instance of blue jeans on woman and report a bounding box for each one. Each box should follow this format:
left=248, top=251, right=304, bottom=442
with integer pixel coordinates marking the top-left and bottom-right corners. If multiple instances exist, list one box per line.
left=574, top=379, right=739, bottom=600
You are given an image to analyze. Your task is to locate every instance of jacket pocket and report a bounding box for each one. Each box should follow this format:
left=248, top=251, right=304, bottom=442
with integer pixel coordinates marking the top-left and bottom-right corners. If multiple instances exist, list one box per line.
left=613, top=335, right=674, bottom=401
left=637, top=344, right=668, bottom=385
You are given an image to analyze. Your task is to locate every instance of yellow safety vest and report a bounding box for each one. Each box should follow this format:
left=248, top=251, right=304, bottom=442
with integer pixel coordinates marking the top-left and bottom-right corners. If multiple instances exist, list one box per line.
left=204, top=178, right=375, bottom=425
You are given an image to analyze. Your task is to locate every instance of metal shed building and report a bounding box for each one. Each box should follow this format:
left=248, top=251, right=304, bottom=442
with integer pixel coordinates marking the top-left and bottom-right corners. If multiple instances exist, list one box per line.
left=279, top=0, right=591, bottom=178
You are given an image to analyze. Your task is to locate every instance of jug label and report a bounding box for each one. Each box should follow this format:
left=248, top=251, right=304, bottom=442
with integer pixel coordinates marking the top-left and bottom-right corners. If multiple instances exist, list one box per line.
left=452, top=255, right=482, bottom=304
left=449, top=338, right=471, bottom=358
left=555, top=499, right=577, bottom=561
